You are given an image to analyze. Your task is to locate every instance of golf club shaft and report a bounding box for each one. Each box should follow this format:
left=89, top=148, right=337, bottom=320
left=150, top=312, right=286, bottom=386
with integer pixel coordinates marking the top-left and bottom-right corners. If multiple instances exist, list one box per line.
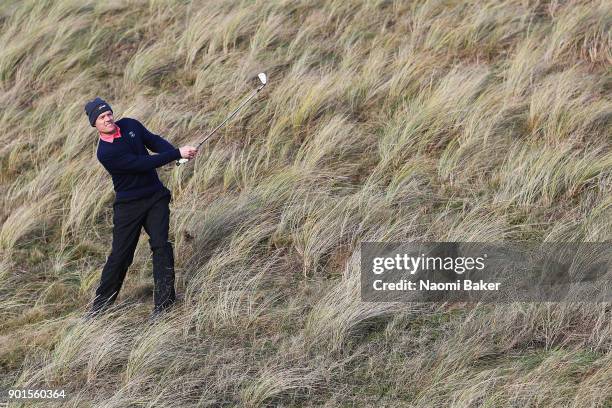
left=176, top=84, right=265, bottom=166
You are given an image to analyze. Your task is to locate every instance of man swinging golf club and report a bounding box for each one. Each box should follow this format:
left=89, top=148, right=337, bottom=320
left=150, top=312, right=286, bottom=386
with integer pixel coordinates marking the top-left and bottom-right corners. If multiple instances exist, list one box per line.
left=84, top=97, right=197, bottom=318
left=84, top=73, right=267, bottom=319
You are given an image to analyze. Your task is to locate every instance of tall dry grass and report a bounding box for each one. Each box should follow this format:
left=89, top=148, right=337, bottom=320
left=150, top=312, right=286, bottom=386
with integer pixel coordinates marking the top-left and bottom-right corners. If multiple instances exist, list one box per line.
left=0, top=0, right=610, bottom=406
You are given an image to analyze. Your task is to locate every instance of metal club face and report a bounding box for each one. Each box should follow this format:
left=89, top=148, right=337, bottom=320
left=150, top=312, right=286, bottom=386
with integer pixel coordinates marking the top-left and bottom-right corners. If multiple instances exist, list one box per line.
left=258, top=72, right=267, bottom=85
left=177, top=71, right=268, bottom=167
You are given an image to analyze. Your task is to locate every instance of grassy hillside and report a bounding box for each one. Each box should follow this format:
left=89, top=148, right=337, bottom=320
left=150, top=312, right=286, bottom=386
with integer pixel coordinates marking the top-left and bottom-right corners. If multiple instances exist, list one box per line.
left=0, top=0, right=610, bottom=406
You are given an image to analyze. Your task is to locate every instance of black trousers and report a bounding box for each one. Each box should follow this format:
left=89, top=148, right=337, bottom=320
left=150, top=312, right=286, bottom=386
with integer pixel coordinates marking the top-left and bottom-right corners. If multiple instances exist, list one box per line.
left=91, top=187, right=176, bottom=314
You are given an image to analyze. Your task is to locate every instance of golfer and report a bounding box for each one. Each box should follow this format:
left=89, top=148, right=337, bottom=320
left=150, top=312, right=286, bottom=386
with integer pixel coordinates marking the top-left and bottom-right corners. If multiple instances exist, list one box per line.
left=84, top=97, right=197, bottom=317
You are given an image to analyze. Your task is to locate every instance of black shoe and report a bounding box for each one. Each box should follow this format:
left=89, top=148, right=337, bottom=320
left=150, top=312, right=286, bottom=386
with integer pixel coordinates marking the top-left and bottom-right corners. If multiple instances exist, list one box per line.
left=82, top=309, right=100, bottom=322
left=148, top=306, right=170, bottom=322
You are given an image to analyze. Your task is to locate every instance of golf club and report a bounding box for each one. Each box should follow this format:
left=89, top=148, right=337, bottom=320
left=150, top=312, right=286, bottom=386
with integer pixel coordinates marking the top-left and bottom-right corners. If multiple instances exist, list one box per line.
left=176, top=72, right=268, bottom=166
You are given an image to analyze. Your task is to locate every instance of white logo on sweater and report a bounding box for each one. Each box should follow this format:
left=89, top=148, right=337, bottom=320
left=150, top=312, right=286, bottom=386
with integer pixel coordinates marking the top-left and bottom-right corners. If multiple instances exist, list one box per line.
left=129, top=131, right=135, bottom=138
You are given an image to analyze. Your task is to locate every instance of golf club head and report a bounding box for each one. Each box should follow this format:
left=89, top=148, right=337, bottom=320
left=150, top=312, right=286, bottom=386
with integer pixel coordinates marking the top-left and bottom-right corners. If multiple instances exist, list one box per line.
left=176, top=73, right=268, bottom=169
left=258, top=72, right=267, bottom=86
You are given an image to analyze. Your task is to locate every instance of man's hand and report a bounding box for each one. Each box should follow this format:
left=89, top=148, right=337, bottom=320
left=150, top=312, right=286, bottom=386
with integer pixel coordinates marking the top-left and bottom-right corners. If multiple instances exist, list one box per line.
left=179, top=146, right=198, bottom=159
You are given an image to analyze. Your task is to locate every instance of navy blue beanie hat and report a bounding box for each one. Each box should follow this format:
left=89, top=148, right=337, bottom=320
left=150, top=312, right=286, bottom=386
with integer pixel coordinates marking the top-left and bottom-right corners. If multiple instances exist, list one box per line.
left=84, top=97, right=113, bottom=127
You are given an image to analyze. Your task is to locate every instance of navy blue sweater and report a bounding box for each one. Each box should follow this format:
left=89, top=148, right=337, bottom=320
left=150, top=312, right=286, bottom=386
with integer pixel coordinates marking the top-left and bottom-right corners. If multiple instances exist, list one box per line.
left=96, top=117, right=181, bottom=201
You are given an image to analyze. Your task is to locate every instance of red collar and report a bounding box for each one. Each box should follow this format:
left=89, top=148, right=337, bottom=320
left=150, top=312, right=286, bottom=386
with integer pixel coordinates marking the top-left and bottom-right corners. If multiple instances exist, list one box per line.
left=99, top=124, right=121, bottom=143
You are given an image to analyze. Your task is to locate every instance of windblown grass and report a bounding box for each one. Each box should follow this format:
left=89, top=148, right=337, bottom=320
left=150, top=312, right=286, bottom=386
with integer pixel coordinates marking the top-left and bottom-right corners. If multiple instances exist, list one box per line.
left=0, top=0, right=610, bottom=406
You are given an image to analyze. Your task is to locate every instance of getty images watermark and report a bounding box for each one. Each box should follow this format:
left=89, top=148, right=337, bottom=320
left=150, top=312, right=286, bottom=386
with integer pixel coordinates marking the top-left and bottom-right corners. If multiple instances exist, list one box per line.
left=360, top=242, right=611, bottom=302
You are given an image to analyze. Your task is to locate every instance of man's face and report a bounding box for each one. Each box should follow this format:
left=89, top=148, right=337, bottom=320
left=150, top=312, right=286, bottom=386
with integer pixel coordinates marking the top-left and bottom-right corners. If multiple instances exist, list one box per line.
left=95, top=111, right=115, bottom=134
